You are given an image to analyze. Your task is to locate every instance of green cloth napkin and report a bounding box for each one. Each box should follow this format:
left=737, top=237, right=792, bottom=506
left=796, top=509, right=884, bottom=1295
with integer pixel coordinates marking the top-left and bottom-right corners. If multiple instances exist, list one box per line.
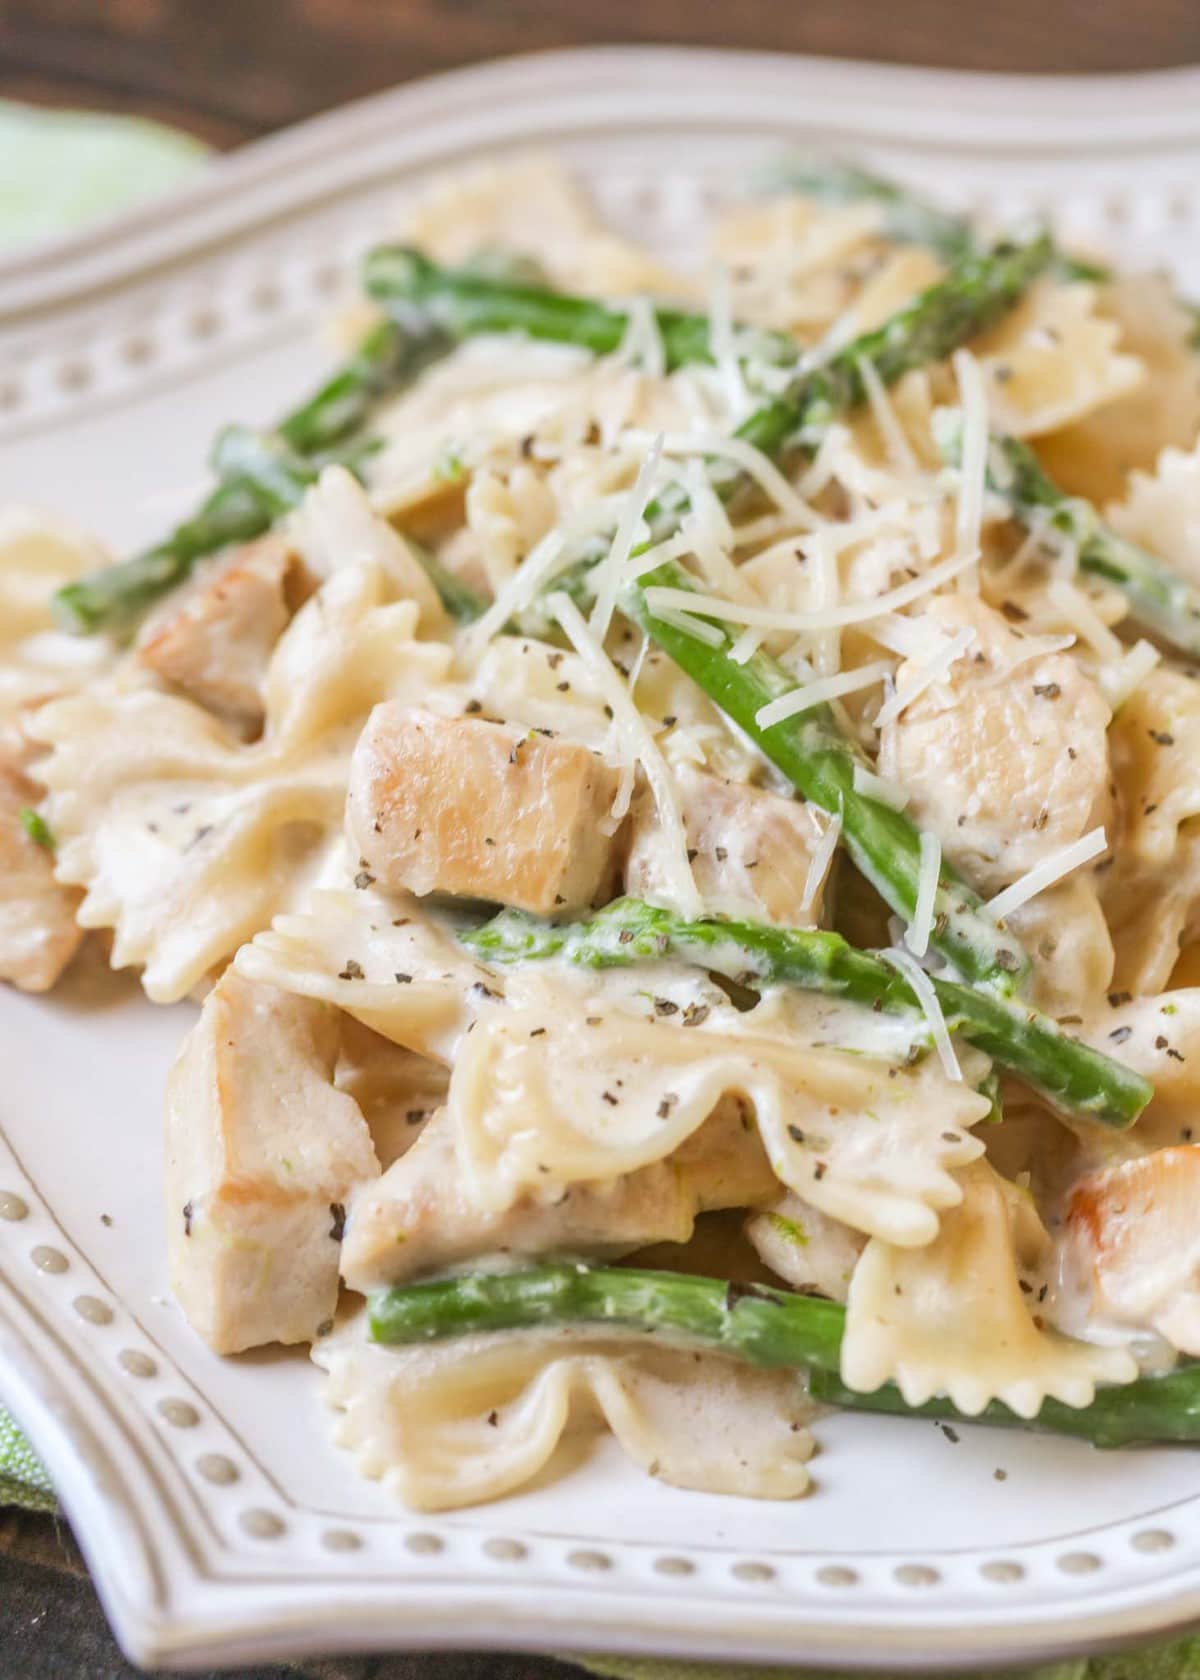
left=0, top=101, right=208, bottom=249
left=2, top=93, right=1199, bottom=1680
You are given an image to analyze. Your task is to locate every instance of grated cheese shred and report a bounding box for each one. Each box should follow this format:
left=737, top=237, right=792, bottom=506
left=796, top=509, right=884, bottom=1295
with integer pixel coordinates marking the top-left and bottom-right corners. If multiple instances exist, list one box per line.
left=951, top=351, right=988, bottom=594
left=880, top=947, right=963, bottom=1084
left=984, top=828, right=1108, bottom=924
left=588, top=433, right=663, bottom=644
left=644, top=550, right=976, bottom=637
left=906, top=830, right=941, bottom=960
left=801, top=811, right=842, bottom=913
left=875, top=626, right=977, bottom=728
left=549, top=591, right=702, bottom=916
left=755, top=661, right=891, bottom=729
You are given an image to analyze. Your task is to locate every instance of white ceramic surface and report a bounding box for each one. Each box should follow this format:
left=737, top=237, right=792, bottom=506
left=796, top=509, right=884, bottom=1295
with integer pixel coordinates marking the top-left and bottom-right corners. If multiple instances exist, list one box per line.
left=3, top=46, right=1200, bottom=1673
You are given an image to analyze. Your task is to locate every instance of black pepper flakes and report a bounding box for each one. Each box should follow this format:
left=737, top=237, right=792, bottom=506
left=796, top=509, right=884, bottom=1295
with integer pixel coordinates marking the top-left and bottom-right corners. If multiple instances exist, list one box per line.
left=394, top=972, right=412, bottom=984
left=182, top=1201, right=193, bottom=1237
left=338, top=959, right=365, bottom=980
left=682, top=1002, right=710, bottom=1028
left=329, top=1202, right=346, bottom=1243
left=353, top=870, right=375, bottom=889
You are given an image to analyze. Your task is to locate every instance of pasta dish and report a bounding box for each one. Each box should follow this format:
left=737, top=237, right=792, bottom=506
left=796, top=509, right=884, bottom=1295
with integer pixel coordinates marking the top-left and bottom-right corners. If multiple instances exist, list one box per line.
left=6, top=154, right=1200, bottom=1510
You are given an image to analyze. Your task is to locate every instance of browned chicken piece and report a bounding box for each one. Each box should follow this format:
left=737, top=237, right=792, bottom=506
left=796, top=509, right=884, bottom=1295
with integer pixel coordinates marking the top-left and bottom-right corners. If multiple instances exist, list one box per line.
left=624, top=765, right=831, bottom=927
left=165, top=970, right=380, bottom=1353
left=1064, top=1148, right=1200, bottom=1355
left=0, top=758, right=82, bottom=992
left=341, top=1092, right=778, bottom=1290
left=138, top=534, right=304, bottom=734
left=879, top=595, right=1110, bottom=894
left=347, top=704, right=623, bottom=914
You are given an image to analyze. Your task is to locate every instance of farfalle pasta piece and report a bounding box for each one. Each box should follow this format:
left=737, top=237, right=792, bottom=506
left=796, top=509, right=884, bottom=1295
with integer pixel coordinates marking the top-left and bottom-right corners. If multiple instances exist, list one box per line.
left=841, top=1161, right=1137, bottom=1416
left=0, top=755, right=82, bottom=992
left=392, top=153, right=690, bottom=298
left=1106, top=441, right=1200, bottom=588
left=0, top=508, right=113, bottom=730
left=712, top=195, right=890, bottom=339
left=444, top=987, right=988, bottom=1245
left=1105, top=668, right=1200, bottom=992
left=316, top=1313, right=814, bottom=1511
left=1038, top=274, right=1200, bottom=505
left=32, top=556, right=455, bottom=1002
left=236, top=885, right=483, bottom=1062
left=969, top=278, right=1144, bottom=438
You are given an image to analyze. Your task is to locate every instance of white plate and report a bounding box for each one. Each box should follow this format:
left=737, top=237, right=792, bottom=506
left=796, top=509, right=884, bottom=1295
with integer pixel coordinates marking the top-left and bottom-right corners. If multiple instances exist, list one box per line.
left=3, top=46, right=1200, bottom=1674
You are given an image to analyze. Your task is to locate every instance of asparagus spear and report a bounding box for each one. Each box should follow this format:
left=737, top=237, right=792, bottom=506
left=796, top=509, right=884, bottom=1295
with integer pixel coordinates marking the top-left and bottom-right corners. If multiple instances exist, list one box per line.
left=364, top=246, right=801, bottom=373
left=367, top=1264, right=1200, bottom=1451
left=615, top=558, right=1031, bottom=993
left=460, top=898, right=1150, bottom=1128
left=941, top=425, right=1200, bottom=660
left=53, top=316, right=452, bottom=636
left=757, top=155, right=976, bottom=264
left=763, top=153, right=1200, bottom=347
left=171, top=423, right=490, bottom=625
left=759, top=154, right=1108, bottom=283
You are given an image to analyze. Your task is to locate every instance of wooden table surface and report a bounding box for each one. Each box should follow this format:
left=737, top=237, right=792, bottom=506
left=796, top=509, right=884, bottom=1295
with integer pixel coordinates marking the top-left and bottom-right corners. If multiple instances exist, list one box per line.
left=2, top=0, right=1199, bottom=150
left=1, top=2, right=1199, bottom=1675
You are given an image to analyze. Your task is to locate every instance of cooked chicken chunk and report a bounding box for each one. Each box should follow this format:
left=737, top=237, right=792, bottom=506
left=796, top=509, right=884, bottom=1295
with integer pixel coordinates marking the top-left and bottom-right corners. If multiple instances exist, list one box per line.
left=165, top=970, right=379, bottom=1353
left=624, top=765, right=831, bottom=926
left=341, top=1093, right=777, bottom=1290
left=0, top=758, right=82, bottom=992
left=1065, top=1148, right=1200, bottom=1354
left=346, top=704, right=622, bottom=914
left=139, top=535, right=303, bottom=734
left=879, top=596, right=1110, bottom=892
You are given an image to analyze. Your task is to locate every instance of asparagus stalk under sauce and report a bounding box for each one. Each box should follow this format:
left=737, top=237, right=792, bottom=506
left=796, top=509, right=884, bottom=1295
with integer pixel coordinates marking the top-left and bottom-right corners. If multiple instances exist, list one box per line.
left=460, top=897, right=1150, bottom=1128
left=368, top=1265, right=1197, bottom=1451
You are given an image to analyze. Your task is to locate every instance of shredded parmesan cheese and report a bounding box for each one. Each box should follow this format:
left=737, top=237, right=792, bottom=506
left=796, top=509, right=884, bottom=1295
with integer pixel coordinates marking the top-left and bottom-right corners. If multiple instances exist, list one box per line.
left=906, top=830, right=941, bottom=960
left=1100, top=637, right=1161, bottom=710
left=755, top=661, right=891, bottom=729
left=949, top=355, right=988, bottom=595
left=549, top=592, right=702, bottom=916
left=802, top=811, right=842, bottom=913
left=588, top=434, right=663, bottom=643
left=880, top=947, right=963, bottom=1084
left=1045, top=578, right=1124, bottom=662
left=729, top=628, right=765, bottom=666
left=983, top=827, right=1108, bottom=924
left=857, top=355, right=918, bottom=476
left=613, top=296, right=665, bottom=379
left=852, top=764, right=910, bottom=810
left=644, top=551, right=976, bottom=637
left=625, top=428, right=816, bottom=527
left=707, top=263, right=751, bottom=424
left=875, top=626, right=977, bottom=728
